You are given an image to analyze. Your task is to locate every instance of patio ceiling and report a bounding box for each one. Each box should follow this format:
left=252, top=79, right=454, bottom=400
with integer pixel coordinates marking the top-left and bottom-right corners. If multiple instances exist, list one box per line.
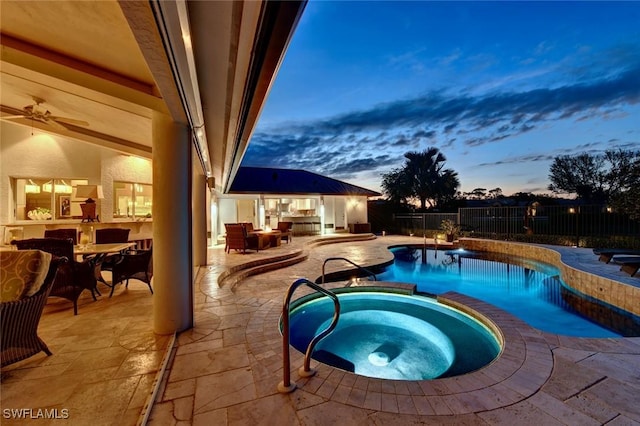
left=0, top=0, right=305, bottom=193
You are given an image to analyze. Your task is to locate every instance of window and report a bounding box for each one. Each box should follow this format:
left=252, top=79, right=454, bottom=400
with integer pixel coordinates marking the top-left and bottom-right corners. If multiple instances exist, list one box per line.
left=113, top=181, right=152, bottom=218
left=15, top=178, right=87, bottom=220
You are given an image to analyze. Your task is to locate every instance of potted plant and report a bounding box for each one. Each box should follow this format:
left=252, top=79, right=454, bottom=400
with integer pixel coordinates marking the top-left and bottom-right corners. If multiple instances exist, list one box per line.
left=440, top=219, right=460, bottom=242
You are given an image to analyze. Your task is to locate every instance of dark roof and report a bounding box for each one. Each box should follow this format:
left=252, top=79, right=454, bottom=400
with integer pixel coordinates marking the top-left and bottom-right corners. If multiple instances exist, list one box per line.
left=229, top=167, right=381, bottom=197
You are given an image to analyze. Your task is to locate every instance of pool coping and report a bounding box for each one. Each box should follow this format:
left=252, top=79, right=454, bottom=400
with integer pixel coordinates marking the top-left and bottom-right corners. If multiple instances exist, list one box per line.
left=248, top=288, right=553, bottom=415
left=242, top=237, right=636, bottom=415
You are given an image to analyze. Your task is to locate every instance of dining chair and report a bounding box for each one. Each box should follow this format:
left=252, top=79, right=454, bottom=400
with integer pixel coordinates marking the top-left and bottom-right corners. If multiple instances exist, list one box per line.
left=95, top=228, right=131, bottom=244
left=94, top=228, right=131, bottom=280
left=110, top=247, right=153, bottom=297
left=12, top=238, right=101, bottom=315
left=44, top=228, right=78, bottom=244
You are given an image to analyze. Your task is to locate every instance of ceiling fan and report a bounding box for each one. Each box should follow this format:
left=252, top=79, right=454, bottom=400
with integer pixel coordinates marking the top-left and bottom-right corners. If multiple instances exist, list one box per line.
left=3, top=96, right=89, bottom=131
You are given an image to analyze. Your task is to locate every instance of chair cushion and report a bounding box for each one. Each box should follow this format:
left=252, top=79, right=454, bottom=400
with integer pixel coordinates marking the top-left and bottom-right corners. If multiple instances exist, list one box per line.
left=0, top=250, right=52, bottom=302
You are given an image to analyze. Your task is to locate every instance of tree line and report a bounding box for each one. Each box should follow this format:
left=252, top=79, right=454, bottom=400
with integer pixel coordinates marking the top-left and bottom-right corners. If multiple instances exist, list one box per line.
left=381, top=147, right=640, bottom=219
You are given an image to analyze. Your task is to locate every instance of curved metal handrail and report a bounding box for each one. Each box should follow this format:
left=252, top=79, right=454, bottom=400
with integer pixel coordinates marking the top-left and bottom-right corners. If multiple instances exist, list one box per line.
left=321, top=257, right=377, bottom=284
left=278, top=278, right=340, bottom=393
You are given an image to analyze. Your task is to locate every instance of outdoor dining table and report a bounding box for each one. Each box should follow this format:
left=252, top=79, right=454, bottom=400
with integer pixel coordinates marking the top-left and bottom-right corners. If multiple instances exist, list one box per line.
left=74, top=242, right=136, bottom=289
left=73, top=242, right=136, bottom=256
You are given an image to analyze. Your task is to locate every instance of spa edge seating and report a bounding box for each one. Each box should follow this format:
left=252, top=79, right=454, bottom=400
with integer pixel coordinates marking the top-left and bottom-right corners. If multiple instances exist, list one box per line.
left=12, top=238, right=102, bottom=315
left=1, top=250, right=67, bottom=366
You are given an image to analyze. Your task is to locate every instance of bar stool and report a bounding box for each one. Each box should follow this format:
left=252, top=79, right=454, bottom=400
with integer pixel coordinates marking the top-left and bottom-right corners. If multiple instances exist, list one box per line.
left=303, top=221, right=312, bottom=235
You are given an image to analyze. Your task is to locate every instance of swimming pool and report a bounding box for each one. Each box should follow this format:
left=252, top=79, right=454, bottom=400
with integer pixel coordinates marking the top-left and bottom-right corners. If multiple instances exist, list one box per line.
left=288, top=290, right=501, bottom=380
left=377, top=246, right=640, bottom=337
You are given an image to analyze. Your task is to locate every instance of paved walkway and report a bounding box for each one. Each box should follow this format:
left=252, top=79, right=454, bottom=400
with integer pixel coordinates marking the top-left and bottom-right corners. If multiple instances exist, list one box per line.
left=149, top=235, right=640, bottom=425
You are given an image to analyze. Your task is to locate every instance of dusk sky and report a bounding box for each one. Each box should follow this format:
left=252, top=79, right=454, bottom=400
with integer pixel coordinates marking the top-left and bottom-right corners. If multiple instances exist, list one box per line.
left=241, top=1, right=640, bottom=196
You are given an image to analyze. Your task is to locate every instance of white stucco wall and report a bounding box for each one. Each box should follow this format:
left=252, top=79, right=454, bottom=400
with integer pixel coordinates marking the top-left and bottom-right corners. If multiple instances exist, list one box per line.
left=345, top=195, right=368, bottom=225
left=323, top=196, right=336, bottom=232
left=218, top=197, right=238, bottom=231
left=0, top=121, right=151, bottom=224
left=100, top=153, right=152, bottom=221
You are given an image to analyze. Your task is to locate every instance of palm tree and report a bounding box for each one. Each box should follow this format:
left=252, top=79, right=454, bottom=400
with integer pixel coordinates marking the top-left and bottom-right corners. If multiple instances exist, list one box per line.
left=404, top=148, right=458, bottom=210
left=433, top=168, right=460, bottom=207
left=382, top=147, right=460, bottom=210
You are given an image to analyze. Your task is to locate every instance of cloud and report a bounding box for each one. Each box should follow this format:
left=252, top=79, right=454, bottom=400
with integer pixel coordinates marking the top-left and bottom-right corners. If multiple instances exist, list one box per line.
left=243, top=54, right=640, bottom=185
left=474, top=141, right=640, bottom=168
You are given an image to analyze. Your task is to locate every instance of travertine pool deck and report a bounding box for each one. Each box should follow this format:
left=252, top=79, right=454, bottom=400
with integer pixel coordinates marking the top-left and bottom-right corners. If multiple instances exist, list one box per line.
left=2, top=235, right=639, bottom=425
left=151, top=235, right=640, bottom=425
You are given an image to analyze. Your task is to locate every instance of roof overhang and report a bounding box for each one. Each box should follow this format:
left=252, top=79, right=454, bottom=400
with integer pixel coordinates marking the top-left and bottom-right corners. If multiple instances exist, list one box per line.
left=1, top=0, right=306, bottom=192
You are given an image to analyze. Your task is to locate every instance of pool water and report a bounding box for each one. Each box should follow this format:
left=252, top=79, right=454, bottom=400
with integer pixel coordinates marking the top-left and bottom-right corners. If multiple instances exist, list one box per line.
left=289, top=292, right=501, bottom=380
left=377, top=247, right=640, bottom=337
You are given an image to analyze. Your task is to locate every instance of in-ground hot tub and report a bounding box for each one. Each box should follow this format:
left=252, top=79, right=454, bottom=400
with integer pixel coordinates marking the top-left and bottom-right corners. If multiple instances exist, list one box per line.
left=288, top=290, right=502, bottom=380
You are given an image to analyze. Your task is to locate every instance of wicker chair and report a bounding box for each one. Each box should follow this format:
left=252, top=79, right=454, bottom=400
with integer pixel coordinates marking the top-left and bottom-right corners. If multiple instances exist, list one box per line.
left=277, top=221, right=293, bottom=243
left=110, top=247, right=153, bottom=297
left=95, top=228, right=131, bottom=244
left=44, top=228, right=78, bottom=244
left=93, top=228, right=131, bottom=282
left=1, top=253, right=67, bottom=367
left=12, top=238, right=102, bottom=315
left=224, top=223, right=260, bottom=253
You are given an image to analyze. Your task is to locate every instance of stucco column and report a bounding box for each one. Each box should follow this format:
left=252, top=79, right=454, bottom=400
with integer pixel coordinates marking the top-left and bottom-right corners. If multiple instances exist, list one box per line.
left=152, top=112, right=193, bottom=334
left=192, top=152, right=207, bottom=266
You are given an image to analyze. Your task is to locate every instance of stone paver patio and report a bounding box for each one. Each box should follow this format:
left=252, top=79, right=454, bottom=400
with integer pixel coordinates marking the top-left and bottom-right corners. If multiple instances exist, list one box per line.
left=153, top=235, right=640, bottom=425
left=2, top=234, right=639, bottom=425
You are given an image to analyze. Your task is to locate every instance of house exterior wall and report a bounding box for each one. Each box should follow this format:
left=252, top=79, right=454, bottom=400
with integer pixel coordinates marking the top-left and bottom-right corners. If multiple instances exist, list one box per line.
left=345, top=196, right=368, bottom=226
left=323, top=196, right=336, bottom=232
left=213, top=193, right=371, bottom=241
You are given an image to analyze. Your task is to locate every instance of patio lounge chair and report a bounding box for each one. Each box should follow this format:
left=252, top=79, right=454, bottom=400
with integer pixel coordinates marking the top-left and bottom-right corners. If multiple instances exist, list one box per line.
left=1, top=251, right=67, bottom=366
left=277, top=221, right=293, bottom=243
left=615, top=257, right=640, bottom=277
left=594, top=248, right=640, bottom=264
left=241, top=222, right=262, bottom=233
left=224, top=223, right=261, bottom=253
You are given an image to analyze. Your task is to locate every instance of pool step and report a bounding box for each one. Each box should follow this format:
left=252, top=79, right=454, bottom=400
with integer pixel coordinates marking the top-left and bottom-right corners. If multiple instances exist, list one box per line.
left=306, top=233, right=377, bottom=248
left=219, top=250, right=307, bottom=289
left=218, top=233, right=379, bottom=289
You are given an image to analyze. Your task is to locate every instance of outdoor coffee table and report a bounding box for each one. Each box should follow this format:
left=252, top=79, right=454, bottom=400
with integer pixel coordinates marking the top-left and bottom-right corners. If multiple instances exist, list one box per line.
left=256, top=230, right=282, bottom=247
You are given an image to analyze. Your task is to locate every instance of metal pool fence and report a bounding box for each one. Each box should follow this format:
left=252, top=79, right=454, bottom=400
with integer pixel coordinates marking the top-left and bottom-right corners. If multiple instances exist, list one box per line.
left=393, top=204, right=640, bottom=249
